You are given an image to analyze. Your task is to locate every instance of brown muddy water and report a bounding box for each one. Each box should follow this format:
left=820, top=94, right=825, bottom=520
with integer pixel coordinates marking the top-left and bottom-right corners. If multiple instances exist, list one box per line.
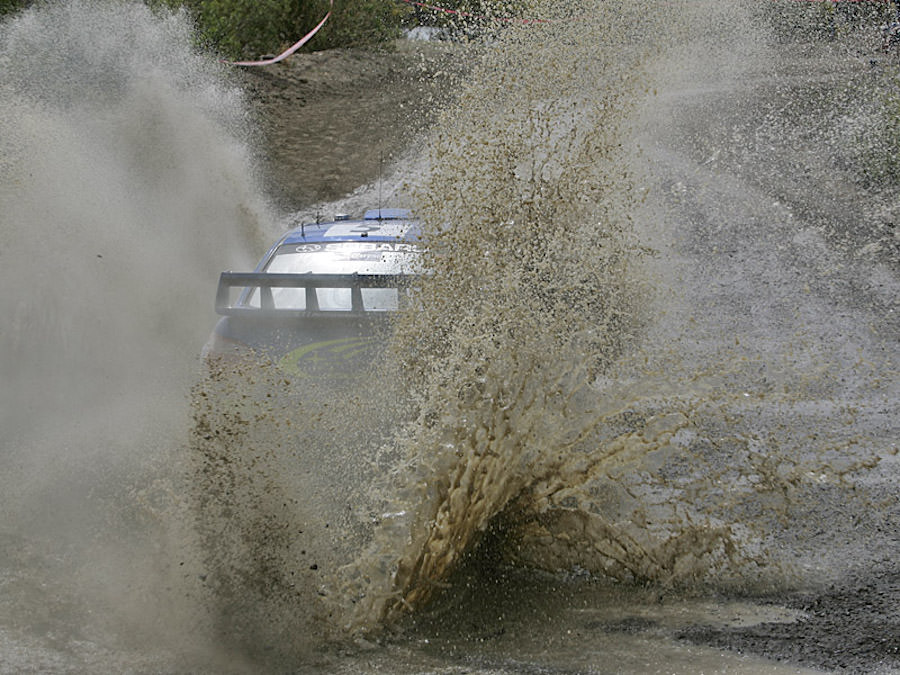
left=1, top=0, right=898, bottom=673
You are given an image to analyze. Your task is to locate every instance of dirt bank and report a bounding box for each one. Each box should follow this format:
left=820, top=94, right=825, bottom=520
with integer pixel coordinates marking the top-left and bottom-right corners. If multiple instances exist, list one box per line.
left=235, top=40, right=470, bottom=211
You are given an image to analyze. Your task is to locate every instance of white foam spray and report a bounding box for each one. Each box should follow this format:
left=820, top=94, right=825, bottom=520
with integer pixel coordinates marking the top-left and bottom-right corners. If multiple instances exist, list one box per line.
left=0, top=0, right=270, bottom=667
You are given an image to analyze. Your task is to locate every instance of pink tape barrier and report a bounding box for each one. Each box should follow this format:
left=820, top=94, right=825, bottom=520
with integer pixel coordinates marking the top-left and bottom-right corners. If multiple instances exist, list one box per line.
left=228, top=0, right=333, bottom=66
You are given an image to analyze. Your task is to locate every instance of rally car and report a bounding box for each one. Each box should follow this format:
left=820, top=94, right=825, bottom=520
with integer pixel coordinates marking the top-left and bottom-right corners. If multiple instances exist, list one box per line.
left=203, top=208, right=422, bottom=378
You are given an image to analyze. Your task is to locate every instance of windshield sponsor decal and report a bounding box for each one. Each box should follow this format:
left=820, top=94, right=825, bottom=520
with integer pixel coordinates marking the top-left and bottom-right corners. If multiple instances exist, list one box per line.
left=286, top=242, right=421, bottom=254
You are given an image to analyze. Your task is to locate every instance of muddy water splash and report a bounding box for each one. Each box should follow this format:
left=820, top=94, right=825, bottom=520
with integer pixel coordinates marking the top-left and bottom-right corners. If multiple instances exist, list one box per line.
left=4, top=0, right=894, bottom=669
left=336, top=1, right=692, bottom=628
left=0, top=0, right=265, bottom=427
left=187, top=0, right=672, bottom=648
left=331, top=0, right=898, bottom=636
left=0, top=0, right=268, bottom=665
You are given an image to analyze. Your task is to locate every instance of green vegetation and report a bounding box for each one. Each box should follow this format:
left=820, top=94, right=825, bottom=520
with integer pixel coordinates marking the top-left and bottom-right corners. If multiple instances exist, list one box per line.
left=1, top=0, right=535, bottom=56
left=0, top=0, right=29, bottom=15
left=161, top=0, right=409, bottom=57
left=0, top=0, right=540, bottom=58
left=2, top=0, right=898, bottom=57
left=158, top=0, right=538, bottom=57
left=0, top=0, right=411, bottom=57
left=152, top=0, right=410, bottom=57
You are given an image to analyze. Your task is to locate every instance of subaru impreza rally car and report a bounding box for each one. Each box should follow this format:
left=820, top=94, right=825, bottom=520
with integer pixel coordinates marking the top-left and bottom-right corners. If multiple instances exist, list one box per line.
left=203, top=208, right=422, bottom=378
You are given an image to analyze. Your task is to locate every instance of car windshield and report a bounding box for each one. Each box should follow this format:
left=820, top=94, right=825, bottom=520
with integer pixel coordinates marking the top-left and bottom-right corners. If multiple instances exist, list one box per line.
left=267, top=241, right=421, bottom=275
left=248, top=241, right=421, bottom=311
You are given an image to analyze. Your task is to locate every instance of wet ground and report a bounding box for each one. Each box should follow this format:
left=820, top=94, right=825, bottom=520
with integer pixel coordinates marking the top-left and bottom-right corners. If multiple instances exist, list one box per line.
left=236, top=22, right=900, bottom=674
left=635, top=34, right=900, bottom=674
